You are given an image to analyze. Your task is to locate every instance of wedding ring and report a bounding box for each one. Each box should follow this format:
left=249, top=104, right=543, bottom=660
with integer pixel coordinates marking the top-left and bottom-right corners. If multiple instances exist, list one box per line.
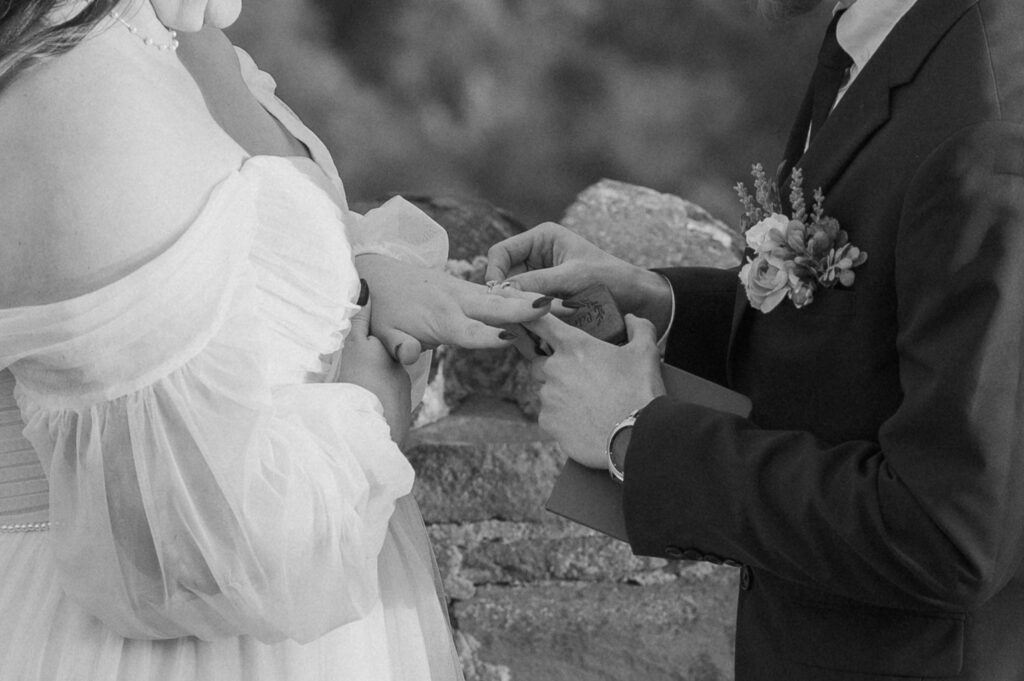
left=485, top=280, right=514, bottom=293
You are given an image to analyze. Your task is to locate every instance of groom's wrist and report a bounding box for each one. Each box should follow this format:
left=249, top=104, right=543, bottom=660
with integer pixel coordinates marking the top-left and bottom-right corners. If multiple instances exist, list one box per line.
left=633, top=270, right=674, bottom=338
left=607, top=409, right=640, bottom=483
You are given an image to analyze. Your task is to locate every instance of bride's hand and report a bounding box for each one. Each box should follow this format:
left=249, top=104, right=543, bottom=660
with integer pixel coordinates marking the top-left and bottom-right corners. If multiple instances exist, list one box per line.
left=355, top=253, right=556, bottom=364
left=485, top=222, right=674, bottom=337
left=335, top=291, right=412, bottom=445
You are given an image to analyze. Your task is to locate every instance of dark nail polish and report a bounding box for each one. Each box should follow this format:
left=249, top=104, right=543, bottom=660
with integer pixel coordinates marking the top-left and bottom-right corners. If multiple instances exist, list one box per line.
left=498, top=330, right=518, bottom=341
left=357, top=279, right=369, bottom=306
left=532, top=296, right=555, bottom=309
left=562, top=300, right=586, bottom=309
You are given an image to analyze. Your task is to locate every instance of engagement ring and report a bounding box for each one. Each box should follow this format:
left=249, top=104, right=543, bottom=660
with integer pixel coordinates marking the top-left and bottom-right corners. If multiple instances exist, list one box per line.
left=485, top=280, right=515, bottom=293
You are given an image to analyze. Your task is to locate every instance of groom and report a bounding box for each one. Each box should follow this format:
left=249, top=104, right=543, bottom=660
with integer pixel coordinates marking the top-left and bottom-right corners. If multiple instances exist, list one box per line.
left=486, top=0, right=1024, bottom=679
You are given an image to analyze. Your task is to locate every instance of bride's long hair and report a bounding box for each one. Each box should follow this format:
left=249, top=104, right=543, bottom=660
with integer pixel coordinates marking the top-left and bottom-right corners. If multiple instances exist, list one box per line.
left=0, top=0, right=119, bottom=84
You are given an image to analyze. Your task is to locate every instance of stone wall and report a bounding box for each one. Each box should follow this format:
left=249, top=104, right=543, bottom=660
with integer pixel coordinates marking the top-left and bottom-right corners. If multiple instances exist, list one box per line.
left=401, top=181, right=743, bottom=680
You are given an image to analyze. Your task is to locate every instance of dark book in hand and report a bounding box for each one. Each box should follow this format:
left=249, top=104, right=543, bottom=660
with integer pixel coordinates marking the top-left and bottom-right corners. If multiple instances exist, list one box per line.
left=544, top=355, right=752, bottom=542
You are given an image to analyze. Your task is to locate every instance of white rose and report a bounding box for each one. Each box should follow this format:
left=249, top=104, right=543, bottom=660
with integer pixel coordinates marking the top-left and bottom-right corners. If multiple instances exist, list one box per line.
left=745, top=213, right=790, bottom=254
left=739, top=253, right=791, bottom=313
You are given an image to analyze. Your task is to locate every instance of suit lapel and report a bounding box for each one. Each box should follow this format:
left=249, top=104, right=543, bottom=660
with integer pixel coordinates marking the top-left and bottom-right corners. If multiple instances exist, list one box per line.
left=794, top=0, right=978, bottom=197
left=791, top=72, right=890, bottom=198
left=726, top=0, right=980, bottom=384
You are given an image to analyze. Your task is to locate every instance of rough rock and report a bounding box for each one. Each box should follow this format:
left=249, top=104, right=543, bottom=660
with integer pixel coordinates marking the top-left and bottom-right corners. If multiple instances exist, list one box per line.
left=408, top=438, right=562, bottom=523
left=429, top=519, right=728, bottom=587
left=560, top=179, right=743, bottom=269
left=409, top=395, right=740, bottom=680
left=439, top=346, right=539, bottom=419
left=454, top=579, right=738, bottom=681
left=456, top=631, right=513, bottom=681
left=407, top=397, right=562, bottom=523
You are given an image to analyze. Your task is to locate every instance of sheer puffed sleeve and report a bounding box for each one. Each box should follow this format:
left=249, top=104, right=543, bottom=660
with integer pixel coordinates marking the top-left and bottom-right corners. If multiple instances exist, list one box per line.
left=233, top=48, right=448, bottom=401
left=346, top=196, right=450, bottom=267
left=0, top=161, right=414, bottom=644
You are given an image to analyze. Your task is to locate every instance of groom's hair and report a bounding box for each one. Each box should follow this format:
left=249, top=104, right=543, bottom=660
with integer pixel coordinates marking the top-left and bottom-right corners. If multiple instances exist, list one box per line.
left=753, top=0, right=827, bottom=21
left=0, top=0, right=120, bottom=87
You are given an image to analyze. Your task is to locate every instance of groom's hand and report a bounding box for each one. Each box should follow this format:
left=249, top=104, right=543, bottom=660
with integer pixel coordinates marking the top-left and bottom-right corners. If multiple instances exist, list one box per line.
left=355, top=253, right=553, bottom=363
left=485, top=223, right=675, bottom=336
left=526, top=311, right=666, bottom=469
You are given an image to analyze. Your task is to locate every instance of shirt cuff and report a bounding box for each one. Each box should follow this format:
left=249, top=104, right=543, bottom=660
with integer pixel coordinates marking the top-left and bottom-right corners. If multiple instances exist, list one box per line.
left=655, top=272, right=676, bottom=357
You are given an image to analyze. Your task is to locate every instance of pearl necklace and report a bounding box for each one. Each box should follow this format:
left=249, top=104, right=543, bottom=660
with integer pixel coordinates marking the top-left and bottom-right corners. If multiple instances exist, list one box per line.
left=109, top=9, right=179, bottom=51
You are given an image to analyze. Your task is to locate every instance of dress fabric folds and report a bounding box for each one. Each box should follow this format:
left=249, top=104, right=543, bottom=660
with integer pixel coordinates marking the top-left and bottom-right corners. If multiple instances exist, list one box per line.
left=0, top=48, right=461, bottom=681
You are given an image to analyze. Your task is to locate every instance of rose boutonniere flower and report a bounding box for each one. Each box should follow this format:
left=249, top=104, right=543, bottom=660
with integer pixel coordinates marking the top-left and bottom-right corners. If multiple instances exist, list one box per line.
left=734, top=164, right=867, bottom=313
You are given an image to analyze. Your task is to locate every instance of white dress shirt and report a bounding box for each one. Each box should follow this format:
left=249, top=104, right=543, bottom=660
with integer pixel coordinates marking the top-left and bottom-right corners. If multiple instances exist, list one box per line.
left=833, top=0, right=919, bottom=105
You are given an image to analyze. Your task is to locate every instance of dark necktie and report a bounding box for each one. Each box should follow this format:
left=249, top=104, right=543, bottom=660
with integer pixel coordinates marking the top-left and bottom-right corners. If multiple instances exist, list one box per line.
left=780, top=10, right=852, bottom=175
left=810, top=9, right=853, bottom=142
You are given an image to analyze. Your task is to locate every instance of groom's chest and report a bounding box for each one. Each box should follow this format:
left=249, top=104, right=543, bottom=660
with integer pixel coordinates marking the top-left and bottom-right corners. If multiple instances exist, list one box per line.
left=729, top=91, right=975, bottom=443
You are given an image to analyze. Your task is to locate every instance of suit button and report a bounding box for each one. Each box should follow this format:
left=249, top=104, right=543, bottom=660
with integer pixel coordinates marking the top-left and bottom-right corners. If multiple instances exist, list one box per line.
left=740, top=565, right=753, bottom=591
left=681, top=549, right=702, bottom=561
left=701, top=554, right=723, bottom=565
left=665, top=546, right=686, bottom=559
left=723, top=559, right=741, bottom=568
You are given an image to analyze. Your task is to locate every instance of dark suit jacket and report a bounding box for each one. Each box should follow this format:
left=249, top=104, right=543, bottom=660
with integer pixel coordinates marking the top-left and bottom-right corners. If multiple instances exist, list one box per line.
left=622, top=1, right=1024, bottom=678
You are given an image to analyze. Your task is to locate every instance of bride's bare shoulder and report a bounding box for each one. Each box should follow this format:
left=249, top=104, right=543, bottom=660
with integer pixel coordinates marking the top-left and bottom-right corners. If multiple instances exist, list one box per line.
left=0, top=36, right=246, bottom=307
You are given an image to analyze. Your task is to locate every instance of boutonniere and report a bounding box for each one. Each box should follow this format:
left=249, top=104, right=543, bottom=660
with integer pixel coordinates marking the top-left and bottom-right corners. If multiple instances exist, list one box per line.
left=734, top=164, right=867, bottom=313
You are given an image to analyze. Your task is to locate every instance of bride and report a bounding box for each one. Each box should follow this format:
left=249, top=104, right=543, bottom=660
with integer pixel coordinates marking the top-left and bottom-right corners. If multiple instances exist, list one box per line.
left=0, top=1, right=551, bottom=679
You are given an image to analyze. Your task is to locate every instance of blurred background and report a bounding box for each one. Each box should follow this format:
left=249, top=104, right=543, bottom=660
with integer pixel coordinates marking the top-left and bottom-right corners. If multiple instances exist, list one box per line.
left=228, top=0, right=834, bottom=229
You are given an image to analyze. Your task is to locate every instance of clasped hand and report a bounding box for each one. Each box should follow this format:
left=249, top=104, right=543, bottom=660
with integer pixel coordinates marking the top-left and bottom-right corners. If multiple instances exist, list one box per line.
left=485, top=222, right=673, bottom=469
left=484, top=222, right=674, bottom=337
left=524, top=312, right=666, bottom=468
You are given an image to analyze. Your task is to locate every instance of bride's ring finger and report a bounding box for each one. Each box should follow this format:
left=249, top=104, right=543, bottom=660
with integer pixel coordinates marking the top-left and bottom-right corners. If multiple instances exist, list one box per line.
left=464, top=286, right=556, bottom=324
left=481, top=284, right=580, bottom=318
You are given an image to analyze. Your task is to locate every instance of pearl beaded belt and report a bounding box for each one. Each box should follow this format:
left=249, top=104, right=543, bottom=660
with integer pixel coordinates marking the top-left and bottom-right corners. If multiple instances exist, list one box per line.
left=0, top=369, right=49, bottom=533
left=0, top=521, right=49, bottom=533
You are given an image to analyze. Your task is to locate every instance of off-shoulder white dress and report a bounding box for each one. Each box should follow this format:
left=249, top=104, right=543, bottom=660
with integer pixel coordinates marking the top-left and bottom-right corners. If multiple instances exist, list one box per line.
left=0, top=49, right=461, bottom=681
